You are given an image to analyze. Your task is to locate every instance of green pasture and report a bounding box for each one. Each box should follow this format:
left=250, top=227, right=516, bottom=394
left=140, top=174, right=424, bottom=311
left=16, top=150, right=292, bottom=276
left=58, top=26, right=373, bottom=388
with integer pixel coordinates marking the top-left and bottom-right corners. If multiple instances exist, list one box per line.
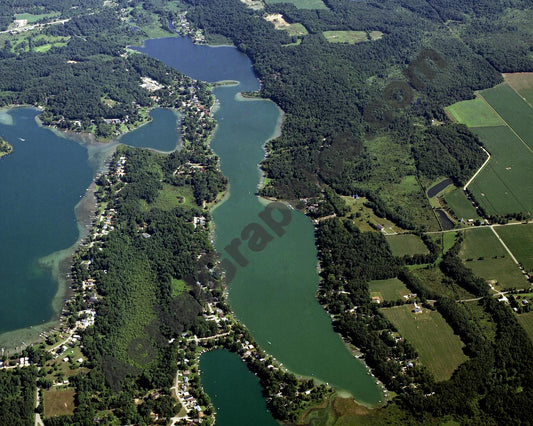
left=468, top=126, right=533, bottom=216
left=369, top=278, right=410, bottom=301
left=480, top=84, right=533, bottom=150
left=385, top=234, right=429, bottom=257
left=444, top=188, right=480, bottom=220
left=446, top=96, right=505, bottom=127
left=381, top=305, right=468, bottom=381
left=265, top=0, right=328, bottom=9
left=459, top=228, right=506, bottom=259
left=495, top=224, right=533, bottom=272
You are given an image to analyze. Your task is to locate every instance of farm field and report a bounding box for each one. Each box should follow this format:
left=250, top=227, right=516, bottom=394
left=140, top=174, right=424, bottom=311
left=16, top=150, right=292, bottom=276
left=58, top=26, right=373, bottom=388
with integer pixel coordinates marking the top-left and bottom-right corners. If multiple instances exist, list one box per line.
left=480, top=84, right=533, bottom=150
left=43, top=389, right=76, bottom=418
left=467, top=126, right=533, bottom=216
left=265, top=0, right=328, bottom=9
left=517, top=311, right=533, bottom=343
left=494, top=224, right=533, bottom=272
left=341, top=195, right=404, bottom=234
left=322, top=31, right=382, bottom=44
left=14, top=12, right=59, bottom=23
left=381, top=305, right=468, bottom=381
left=445, top=96, right=505, bottom=127
left=459, top=228, right=527, bottom=290
left=504, top=72, right=533, bottom=106
left=369, top=278, right=410, bottom=301
left=447, top=77, right=533, bottom=217
left=385, top=234, right=429, bottom=257
left=444, top=187, right=480, bottom=220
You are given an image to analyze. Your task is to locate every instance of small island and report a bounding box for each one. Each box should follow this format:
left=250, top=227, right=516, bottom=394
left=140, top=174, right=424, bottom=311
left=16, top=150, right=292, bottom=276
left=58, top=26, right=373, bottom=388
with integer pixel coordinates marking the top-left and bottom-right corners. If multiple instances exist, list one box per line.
left=0, top=137, right=13, bottom=158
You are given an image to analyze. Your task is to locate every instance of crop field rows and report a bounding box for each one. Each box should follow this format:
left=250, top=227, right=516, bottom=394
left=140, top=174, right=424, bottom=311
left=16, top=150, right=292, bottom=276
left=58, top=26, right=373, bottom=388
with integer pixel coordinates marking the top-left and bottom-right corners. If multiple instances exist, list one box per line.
left=446, top=75, right=533, bottom=216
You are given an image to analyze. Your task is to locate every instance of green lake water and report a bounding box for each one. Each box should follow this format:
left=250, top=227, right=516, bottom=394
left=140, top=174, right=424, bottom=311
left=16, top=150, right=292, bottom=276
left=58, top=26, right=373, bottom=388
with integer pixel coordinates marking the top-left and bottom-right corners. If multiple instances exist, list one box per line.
left=135, top=37, right=383, bottom=405
left=200, top=350, right=277, bottom=425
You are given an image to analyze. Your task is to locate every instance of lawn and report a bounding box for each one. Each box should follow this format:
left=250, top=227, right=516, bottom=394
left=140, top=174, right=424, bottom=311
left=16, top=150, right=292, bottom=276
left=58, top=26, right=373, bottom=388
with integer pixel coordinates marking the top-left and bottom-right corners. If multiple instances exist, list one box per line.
left=494, top=224, right=533, bottom=272
left=43, top=389, right=75, bottom=418
left=385, top=234, right=429, bottom=257
left=480, top=84, right=533, bottom=150
left=459, top=228, right=527, bottom=290
left=381, top=305, right=468, bottom=381
left=444, top=188, right=480, bottom=220
left=323, top=31, right=370, bottom=44
left=265, top=0, right=328, bottom=9
left=445, top=96, right=505, bottom=127
left=468, top=126, right=533, bottom=216
left=369, top=278, right=410, bottom=301
left=517, top=311, right=533, bottom=343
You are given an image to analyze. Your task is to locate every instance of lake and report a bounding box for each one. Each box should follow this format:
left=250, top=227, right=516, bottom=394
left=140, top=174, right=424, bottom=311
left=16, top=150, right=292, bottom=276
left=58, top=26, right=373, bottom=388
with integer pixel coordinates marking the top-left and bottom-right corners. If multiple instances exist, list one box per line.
left=134, top=36, right=383, bottom=405
left=0, top=107, right=181, bottom=351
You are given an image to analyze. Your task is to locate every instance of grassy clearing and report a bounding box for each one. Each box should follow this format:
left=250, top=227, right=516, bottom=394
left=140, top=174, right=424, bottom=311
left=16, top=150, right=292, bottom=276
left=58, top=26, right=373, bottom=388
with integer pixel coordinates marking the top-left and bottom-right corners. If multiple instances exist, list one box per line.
left=495, top=224, right=533, bottom=272
left=369, top=278, right=410, bottom=301
left=14, top=12, right=59, bottom=23
left=459, top=228, right=527, bottom=290
left=517, top=311, right=533, bottom=343
left=413, top=267, right=475, bottom=300
left=323, top=31, right=369, bottom=44
left=480, top=84, right=533, bottom=150
left=444, top=188, right=480, bottom=220
left=264, top=14, right=308, bottom=36
left=142, top=184, right=196, bottom=211
left=341, top=195, right=404, bottom=234
left=43, top=389, right=75, bottom=418
left=385, top=234, right=429, bottom=257
left=382, top=305, right=468, bottom=381
left=265, top=0, right=328, bottom=9
left=468, top=126, right=533, bottom=216
left=285, top=23, right=308, bottom=36
left=170, top=278, right=188, bottom=298
left=503, top=72, right=533, bottom=108
left=446, top=96, right=505, bottom=127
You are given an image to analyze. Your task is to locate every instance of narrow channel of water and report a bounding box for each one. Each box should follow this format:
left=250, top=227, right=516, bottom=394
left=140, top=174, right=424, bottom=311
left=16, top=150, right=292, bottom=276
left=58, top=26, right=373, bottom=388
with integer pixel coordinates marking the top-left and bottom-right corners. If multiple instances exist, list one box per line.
left=135, top=37, right=383, bottom=405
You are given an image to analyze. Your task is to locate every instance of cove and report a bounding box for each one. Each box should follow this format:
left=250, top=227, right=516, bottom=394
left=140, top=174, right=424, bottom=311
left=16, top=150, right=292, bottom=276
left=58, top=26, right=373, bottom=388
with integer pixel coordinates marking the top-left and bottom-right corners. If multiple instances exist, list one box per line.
left=200, top=350, right=276, bottom=426
left=135, top=37, right=383, bottom=404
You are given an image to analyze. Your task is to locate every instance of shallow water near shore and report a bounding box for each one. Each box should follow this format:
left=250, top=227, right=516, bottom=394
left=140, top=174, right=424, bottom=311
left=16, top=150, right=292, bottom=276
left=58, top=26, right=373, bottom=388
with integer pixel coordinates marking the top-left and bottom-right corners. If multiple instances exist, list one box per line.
left=135, top=36, right=383, bottom=405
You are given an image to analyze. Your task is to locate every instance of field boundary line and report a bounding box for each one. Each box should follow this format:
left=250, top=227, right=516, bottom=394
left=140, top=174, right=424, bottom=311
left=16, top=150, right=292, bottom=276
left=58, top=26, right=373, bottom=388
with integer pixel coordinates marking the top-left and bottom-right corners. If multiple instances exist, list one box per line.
left=477, top=92, right=533, bottom=155
left=491, top=226, right=519, bottom=265
left=463, top=146, right=491, bottom=191
left=505, top=79, right=533, bottom=110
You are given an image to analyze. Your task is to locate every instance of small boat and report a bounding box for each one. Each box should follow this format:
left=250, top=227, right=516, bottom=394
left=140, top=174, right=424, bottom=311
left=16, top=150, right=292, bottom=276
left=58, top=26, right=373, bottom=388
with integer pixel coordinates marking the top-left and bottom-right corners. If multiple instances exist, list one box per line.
left=18, top=137, right=25, bottom=141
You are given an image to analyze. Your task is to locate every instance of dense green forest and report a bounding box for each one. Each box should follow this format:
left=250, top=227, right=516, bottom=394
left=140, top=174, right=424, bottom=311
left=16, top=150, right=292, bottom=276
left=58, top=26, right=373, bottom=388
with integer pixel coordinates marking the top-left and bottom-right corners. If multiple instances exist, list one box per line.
left=0, top=367, right=37, bottom=425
